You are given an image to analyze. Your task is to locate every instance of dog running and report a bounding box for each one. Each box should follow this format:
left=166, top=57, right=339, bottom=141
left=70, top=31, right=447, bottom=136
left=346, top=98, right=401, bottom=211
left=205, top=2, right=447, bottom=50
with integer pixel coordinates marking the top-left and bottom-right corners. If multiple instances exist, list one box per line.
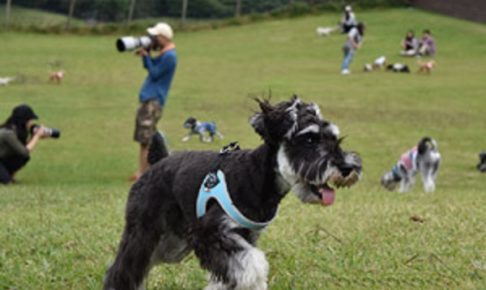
left=417, top=60, right=436, bottom=74
left=381, top=137, right=441, bottom=193
left=182, top=117, right=224, bottom=143
left=48, top=70, right=65, bottom=84
left=104, top=96, right=362, bottom=290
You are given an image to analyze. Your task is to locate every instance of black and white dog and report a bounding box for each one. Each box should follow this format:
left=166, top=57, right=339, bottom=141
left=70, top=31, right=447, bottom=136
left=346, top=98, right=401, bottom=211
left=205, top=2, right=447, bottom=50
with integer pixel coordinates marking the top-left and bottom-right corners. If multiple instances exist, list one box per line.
left=381, top=137, right=441, bottom=193
left=104, top=96, right=362, bottom=290
left=182, top=117, right=224, bottom=143
left=386, top=63, right=410, bottom=73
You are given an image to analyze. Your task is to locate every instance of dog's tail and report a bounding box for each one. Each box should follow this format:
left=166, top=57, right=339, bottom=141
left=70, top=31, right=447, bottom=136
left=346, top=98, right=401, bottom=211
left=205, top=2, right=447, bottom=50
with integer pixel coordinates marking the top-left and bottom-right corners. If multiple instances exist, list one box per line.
left=148, top=131, right=170, bottom=165
left=418, top=136, right=438, bottom=155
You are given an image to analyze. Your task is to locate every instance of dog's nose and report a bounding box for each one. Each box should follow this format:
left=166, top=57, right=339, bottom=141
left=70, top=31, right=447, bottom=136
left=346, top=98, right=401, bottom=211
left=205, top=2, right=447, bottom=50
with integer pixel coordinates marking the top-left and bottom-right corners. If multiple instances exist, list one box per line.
left=339, top=164, right=355, bottom=178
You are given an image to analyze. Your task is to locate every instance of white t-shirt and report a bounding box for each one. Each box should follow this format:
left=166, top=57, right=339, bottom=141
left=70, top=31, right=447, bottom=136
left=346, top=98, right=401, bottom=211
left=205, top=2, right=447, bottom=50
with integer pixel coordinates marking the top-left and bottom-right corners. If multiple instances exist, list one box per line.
left=342, top=12, right=356, bottom=26
left=345, top=27, right=362, bottom=49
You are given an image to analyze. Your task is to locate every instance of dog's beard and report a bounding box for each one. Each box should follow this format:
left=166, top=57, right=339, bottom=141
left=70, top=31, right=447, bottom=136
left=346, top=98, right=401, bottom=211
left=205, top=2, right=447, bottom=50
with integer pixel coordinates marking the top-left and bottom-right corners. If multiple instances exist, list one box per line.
left=277, top=146, right=359, bottom=206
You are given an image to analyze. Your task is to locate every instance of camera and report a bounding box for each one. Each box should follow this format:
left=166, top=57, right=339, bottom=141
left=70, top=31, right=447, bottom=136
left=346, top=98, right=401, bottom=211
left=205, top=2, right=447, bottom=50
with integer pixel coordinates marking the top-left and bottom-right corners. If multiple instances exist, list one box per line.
left=31, top=124, right=61, bottom=139
left=116, top=36, right=153, bottom=52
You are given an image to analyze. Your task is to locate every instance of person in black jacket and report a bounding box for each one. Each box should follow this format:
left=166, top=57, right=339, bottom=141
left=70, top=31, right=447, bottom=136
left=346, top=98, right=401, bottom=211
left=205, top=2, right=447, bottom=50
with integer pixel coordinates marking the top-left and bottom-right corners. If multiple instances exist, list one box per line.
left=0, top=104, right=46, bottom=184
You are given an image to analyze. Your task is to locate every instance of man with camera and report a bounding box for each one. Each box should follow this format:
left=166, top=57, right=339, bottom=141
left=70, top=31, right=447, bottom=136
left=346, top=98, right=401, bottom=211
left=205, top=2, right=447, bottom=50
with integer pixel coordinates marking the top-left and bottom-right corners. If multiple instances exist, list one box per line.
left=0, top=104, right=59, bottom=184
left=130, top=22, right=177, bottom=181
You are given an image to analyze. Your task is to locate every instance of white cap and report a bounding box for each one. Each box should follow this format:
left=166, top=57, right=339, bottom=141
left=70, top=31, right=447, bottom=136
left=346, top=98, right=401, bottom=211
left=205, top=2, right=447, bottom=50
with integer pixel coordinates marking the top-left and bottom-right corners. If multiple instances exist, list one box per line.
left=147, top=23, right=173, bottom=40
left=345, top=5, right=352, bottom=12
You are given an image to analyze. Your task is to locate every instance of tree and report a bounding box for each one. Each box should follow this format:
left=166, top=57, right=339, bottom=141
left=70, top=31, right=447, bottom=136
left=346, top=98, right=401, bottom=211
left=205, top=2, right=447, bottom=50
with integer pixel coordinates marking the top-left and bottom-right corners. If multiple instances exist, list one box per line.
left=235, top=0, right=241, bottom=17
left=5, top=0, right=12, bottom=28
left=65, top=0, right=77, bottom=30
left=127, top=0, right=136, bottom=24
left=181, top=0, right=188, bottom=23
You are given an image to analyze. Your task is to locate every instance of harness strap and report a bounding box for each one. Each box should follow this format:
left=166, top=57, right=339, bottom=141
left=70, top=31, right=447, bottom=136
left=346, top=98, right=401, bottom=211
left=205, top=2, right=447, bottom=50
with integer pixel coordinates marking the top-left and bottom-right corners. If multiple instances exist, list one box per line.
left=196, top=170, right=274, bottom=230
left=195, top=142, right=276, bottom=230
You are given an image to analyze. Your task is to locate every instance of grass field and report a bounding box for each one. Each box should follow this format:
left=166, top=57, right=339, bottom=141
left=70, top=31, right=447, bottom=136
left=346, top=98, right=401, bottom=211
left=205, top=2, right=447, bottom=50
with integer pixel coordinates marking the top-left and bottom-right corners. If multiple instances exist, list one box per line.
left=1, top=8, right=485, bottom=290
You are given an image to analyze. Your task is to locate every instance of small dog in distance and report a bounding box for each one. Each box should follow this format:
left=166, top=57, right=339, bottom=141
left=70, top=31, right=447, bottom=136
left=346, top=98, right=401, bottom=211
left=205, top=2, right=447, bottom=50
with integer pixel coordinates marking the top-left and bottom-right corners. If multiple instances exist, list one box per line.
left=381, top=137, right=441, bottom=193
left=182, top=117, right=224, bottom=143
left=417, top=60, right=436, bottom=74
left=49, top=70, right=65, bottom=84
left=386, top=63, right=410, bottom=73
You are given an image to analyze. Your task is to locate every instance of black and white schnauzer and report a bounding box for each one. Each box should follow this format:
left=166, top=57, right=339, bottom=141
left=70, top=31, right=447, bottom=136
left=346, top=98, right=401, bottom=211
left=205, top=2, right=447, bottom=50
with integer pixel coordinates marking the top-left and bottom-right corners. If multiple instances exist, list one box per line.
left=381, top=137, right=441, bottom=193
left=386, top=63, right=410, bottom=73
left=104, top=96, right=362, bottom=290
left=477, top=151, right=486, bottom=173
left=182, top=117, right=224, bottom=143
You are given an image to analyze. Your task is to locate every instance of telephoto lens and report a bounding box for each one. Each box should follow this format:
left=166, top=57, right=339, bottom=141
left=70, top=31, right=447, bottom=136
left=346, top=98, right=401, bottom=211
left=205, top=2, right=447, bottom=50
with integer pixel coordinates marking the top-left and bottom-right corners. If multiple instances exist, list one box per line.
left=31, top=124, right=61, bottom=139
left=116, top=36, right=152, bottom=52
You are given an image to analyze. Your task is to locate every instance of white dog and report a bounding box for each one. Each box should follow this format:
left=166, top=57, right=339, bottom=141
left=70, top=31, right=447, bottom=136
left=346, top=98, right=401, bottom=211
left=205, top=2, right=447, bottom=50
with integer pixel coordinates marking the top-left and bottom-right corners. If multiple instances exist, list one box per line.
left=0, top=77, right=15, bottom=86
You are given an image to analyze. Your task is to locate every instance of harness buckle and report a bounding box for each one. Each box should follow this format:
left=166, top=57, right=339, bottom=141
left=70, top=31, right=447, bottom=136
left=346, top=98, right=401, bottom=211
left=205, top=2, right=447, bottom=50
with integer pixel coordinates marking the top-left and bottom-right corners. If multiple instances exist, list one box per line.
left=204, top=172, right=220, bottom=190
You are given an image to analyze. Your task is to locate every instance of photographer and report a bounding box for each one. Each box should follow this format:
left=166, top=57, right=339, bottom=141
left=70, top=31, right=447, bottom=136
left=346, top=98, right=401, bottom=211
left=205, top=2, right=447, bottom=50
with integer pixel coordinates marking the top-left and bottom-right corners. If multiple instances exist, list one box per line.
left=0, top=104, right=46, bottom=184
left=130, top=22, right=177, bottom=181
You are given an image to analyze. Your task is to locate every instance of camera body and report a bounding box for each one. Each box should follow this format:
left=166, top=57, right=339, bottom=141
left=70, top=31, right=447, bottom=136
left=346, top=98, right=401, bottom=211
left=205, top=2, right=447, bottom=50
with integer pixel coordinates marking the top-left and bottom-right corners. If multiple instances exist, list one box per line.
left=31, top=124, right=61, bottom=139
left=116, top=36, right=153, bottom=52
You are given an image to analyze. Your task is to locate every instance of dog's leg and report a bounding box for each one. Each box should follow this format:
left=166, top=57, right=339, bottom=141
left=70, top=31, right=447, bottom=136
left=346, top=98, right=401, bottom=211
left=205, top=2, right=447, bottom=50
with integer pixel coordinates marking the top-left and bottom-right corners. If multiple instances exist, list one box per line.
left=182, top=133, right=193, bottom=142
left=104, top=186, right=169, bottom=290
left=216, top=131, right=224, bottom=140
left=398, top=176, right=412, bottom=193
left=193, top=214, right=268, bottom=290
left=421, top=164, right=438, bottom=192
left=104, top=228, right=157, bottom=290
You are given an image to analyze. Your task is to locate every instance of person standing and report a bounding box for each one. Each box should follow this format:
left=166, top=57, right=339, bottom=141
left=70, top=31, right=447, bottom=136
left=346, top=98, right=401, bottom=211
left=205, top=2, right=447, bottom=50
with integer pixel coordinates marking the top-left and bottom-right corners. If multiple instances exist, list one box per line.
left=130, top=23, right=177, bottom=181
left=340, top=22, right=365, bottom=75
left=340, top=5, right=357, bottom=33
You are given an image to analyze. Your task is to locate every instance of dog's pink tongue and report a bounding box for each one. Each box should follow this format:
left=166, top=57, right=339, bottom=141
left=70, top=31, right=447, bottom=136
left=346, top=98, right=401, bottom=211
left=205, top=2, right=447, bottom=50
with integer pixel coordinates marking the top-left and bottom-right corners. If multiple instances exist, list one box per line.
left=319, top=185, right=335, bottom=206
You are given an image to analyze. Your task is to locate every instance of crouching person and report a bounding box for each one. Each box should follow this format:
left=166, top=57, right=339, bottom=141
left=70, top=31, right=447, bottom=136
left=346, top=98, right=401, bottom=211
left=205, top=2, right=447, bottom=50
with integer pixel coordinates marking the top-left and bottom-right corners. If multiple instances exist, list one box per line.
left=0, top=104, right=46, bottom=184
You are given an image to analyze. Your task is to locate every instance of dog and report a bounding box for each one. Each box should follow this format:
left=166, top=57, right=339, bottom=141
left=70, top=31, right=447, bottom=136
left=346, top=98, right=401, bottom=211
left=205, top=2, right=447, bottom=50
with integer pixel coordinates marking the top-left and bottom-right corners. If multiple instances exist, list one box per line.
left=386, top=63, right=410, bottom=73
left=316, top=26, right=335, bottom=37
left=417, top=60, right=436, bottom=74
left=364, top=56, right=386, bottom=72
left=381, top=137, right=441, bottom=193
left=182, top=117, right=224, bottom=143
left=477, top=151, right=486, bottom=173
left=104, top=96, right=362, bottom=290
left=0, top=76, right=15, bottom=86
left=48, top=70, right=64, bottom=84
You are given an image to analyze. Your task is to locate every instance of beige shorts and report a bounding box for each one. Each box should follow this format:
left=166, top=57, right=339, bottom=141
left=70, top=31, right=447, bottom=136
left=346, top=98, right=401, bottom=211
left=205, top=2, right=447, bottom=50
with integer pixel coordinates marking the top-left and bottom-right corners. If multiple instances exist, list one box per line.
left=133, top=99, right=162, bottom=146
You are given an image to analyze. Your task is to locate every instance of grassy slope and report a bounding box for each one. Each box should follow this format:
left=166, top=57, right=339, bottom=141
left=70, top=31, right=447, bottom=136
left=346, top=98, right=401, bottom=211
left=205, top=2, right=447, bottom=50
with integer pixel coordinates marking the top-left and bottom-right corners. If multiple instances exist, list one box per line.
left=0, top=5, right=80, bottom=28
left=0, top=8, right=485, bottom=289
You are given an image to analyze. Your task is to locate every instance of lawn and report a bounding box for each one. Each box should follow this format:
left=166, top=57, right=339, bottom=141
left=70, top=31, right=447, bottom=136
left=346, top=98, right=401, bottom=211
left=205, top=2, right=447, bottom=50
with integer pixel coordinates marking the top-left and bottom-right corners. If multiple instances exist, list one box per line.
left=0, top=7, right=485, bottom=290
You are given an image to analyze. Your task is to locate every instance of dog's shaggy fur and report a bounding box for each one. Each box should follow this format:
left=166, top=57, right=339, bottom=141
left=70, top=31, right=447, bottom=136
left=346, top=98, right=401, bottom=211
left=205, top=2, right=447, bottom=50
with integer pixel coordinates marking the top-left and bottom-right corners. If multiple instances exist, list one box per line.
left=381, top=137, right=441, bottom=193
left=104, top=96, right=362, bottom=290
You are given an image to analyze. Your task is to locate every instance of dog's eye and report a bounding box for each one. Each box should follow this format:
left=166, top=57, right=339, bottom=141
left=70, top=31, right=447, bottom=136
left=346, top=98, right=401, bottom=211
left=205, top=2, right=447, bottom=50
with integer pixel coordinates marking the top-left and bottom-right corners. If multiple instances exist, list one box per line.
left=301, top=133, right=319, bottom=145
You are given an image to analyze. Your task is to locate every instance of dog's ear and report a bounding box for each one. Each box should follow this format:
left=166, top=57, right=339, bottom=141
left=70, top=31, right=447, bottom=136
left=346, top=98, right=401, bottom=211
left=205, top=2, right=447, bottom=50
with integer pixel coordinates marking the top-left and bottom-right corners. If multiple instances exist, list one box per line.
left=250, top=96, right=301, bottom=145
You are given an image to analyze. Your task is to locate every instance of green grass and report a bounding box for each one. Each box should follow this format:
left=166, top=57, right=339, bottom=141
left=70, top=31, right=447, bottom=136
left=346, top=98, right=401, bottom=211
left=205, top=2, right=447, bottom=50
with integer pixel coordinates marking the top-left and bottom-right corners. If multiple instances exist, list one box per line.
left=1, top=8, right=486, bottom=289
left=0, top=5, right=83, bottom=28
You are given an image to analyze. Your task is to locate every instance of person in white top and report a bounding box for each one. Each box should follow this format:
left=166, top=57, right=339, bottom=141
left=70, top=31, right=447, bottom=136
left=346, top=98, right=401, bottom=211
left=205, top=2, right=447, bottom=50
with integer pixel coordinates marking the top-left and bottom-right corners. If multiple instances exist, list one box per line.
left=341, top=22, right=365, bottom=75
left=340, top=5, right=357, bottom=33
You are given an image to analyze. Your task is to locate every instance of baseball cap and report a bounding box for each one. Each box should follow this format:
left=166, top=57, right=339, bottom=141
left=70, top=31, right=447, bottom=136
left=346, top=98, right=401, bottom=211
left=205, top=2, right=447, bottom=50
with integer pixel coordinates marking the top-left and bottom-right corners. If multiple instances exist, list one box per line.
left=12, top=104, right=38, bottom=123
left=147, top=23, right=174, bottom=40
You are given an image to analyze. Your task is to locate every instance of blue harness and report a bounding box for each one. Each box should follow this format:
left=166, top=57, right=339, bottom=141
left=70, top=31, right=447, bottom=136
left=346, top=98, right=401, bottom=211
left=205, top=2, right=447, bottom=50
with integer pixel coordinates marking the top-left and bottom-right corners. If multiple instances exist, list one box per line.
left=196, top=170, right=275, bottom=230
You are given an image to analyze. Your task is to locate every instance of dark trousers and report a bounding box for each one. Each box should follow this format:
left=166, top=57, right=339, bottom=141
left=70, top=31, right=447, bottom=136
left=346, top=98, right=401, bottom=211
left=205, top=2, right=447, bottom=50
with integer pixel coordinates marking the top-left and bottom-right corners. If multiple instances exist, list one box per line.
left=0, top=155, right=30, bottom=184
